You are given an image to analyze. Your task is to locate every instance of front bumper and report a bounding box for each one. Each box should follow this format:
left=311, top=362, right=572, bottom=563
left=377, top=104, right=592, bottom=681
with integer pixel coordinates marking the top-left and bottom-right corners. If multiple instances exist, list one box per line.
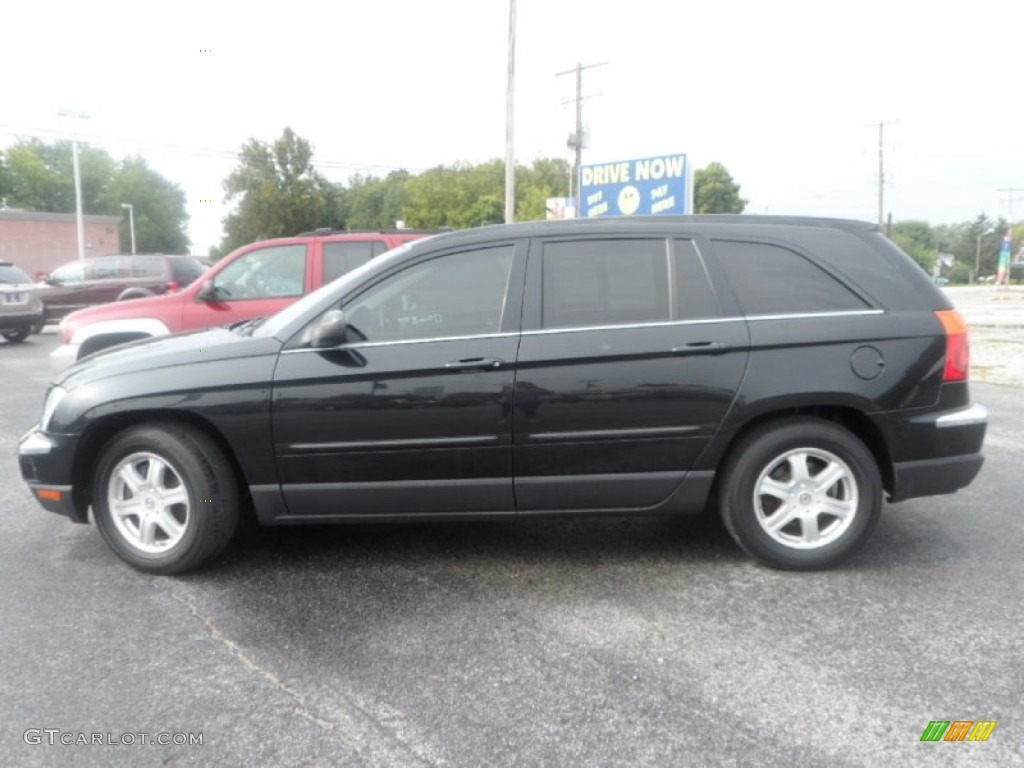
left=18, top=427, right=87, bottom=523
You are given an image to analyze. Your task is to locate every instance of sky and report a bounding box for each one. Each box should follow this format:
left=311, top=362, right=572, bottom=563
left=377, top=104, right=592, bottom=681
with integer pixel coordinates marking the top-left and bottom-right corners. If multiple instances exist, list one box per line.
left=2, top=0, right=1022, bottom=255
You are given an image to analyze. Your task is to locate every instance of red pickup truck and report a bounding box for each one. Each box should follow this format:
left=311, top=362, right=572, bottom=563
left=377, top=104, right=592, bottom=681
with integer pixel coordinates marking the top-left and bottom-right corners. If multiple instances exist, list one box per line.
left=52, top=230, right=430, bottom=371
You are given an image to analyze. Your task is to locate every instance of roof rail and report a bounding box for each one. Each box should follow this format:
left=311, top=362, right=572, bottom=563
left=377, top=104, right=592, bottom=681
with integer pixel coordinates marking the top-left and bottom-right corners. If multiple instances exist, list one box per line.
left=292, top=228, right=443, bottom=237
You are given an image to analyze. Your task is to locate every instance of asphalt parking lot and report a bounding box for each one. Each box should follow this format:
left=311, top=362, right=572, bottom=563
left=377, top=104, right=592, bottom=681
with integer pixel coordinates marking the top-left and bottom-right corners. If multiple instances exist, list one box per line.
left=1, top=310, right=1021, bottom=767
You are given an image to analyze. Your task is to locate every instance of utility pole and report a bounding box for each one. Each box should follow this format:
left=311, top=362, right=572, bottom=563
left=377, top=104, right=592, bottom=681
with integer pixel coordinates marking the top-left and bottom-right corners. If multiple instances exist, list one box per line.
left=59, top=109, right=90, bottom=260
left=996, top=187, right=1024, bottom=224
left=556, top=61, right=608, bottom=215
left=876, top=120, right=899, bottom=227
left=504, top=0, right=516, bottom=224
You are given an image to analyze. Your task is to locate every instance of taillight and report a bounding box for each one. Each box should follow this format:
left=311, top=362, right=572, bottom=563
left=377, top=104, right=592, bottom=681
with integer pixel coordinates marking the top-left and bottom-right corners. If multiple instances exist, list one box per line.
left=166, top=280, right=181, bottom=293
left=936, top=309, right=969, bottom=382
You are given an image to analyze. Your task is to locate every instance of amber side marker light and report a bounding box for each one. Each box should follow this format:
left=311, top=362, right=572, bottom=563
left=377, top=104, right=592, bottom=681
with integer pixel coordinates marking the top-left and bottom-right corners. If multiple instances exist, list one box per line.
left=936, top=309, right=970, bottom=382
left=36, top=489, right=63, bottom=501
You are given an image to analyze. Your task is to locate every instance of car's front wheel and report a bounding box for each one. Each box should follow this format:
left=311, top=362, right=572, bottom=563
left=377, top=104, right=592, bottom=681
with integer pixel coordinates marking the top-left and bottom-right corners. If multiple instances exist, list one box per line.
left=2, top=327, right=30, bottom=343
left=718, top=417, right=882, bottom=570
left=92, top=423, right=239, bottom=574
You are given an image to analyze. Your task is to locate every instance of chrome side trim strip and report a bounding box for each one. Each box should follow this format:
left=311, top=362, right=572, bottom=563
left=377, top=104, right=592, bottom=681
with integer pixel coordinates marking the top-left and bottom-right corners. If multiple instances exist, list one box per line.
left=281, top=332, right=518, bottom=353
left=527, top=425, right=701, bottom=442
left=286, top=435, right=500, bottom=452
left=935, top=403, right=989, bottom=429
left=521, top=317, right=744, bottom=336
left=281, top=309, right=884, bottom=352
left=745, top=309, right=884, bottom=322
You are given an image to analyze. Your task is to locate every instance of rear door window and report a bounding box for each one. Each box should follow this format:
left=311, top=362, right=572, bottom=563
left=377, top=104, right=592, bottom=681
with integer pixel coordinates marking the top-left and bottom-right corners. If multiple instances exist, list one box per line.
left=542, top=239, right=669, bottom=329
left=323, top=241, right=378, bottom=283
left=91, top=256, right=130, bottom=280
left=132, top=256, right=166, bottom=278
left=712, top=240, right=869, bottom=315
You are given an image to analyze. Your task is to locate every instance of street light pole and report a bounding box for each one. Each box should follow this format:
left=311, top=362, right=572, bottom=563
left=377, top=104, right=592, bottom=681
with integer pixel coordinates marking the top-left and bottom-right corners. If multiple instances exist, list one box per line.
left=58, top=109, right=89, bottom=260
left=121, top=203, right=136, bottom=254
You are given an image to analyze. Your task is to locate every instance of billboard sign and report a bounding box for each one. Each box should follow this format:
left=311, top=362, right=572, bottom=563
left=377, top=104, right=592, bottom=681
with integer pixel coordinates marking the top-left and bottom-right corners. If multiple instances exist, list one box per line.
left=579, top=154, right=688, bottom=218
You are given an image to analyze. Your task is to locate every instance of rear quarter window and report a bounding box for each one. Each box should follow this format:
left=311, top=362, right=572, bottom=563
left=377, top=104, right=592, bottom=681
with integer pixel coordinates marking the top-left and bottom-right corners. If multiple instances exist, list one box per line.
left=712, top=240, right=869, bottom=315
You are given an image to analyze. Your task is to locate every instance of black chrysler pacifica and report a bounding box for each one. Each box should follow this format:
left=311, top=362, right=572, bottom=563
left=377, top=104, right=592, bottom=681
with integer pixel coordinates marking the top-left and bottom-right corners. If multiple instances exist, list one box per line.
left=18, top=216, right=988, bottom=573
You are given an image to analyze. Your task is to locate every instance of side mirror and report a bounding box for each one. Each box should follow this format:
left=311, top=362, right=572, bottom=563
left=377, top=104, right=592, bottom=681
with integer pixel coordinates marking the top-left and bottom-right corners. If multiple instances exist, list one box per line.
left=196, top=281, right=218, bottom=302
left=305, top=309, right=349, bottom=348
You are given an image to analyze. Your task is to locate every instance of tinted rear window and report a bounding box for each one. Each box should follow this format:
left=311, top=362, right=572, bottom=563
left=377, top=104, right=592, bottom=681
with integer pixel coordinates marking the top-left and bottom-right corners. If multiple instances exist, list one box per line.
left=132, top=256, right=167, bottom=278
left=0, top=265, right=32, bottom=283
left=713, top=240, right=869, bottom=315
left=542, top=239, right=669, bottom=328
left=323, top=241, right=381, bottom=283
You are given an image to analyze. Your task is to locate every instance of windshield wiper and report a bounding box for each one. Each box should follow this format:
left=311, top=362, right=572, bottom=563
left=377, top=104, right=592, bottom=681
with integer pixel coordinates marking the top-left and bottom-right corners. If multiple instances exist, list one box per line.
left=229, top=317, right=266, bottom=336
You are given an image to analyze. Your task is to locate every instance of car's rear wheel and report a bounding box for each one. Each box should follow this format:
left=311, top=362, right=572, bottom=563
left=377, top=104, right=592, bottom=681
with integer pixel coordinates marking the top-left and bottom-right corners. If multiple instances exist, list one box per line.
left=92, top=423, right=239, bottom=574
left=1, top=327, right=30, bottom=343
left=718, top=417, right=882, bottom=570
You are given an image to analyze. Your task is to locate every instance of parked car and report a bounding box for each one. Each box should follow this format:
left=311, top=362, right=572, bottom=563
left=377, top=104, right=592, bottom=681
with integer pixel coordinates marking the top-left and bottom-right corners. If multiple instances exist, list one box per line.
left=51, top=231, right=430, bottom=371
left=37, top=253, right=208, bottom=323
left=18, top=216, right=988, bottom=574
left=0, top=260, right=44, bottom=343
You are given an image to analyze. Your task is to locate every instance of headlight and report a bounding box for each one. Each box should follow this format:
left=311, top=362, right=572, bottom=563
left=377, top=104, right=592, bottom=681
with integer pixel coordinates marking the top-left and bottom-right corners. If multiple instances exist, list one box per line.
left=41, top=386, right=67, bottom=431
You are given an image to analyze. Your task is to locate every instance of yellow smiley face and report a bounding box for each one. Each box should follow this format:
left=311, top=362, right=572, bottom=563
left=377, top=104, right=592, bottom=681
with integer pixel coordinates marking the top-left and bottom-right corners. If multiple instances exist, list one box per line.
left=618, top=185, right=640, bottom=215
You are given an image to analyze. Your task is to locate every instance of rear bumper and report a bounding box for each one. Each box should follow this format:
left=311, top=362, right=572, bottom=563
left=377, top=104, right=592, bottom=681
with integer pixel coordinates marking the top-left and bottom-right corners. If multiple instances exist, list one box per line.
left=891, top=453, right=984, bottom=501
left=881, top=401, right=988, bottom=501
left=0, top=309, right=44, bottom=329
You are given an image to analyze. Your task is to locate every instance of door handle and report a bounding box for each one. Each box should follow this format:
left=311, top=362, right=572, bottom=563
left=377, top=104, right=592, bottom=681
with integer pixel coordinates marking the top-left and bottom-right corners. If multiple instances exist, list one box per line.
left=443, top=357, right=505, bottom=371
left=671, top=341, right=730, bottom=356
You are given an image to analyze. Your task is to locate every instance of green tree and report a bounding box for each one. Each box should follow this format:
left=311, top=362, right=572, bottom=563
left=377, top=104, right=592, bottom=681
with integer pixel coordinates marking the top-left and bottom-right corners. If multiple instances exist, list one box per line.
left=344, top=170, right=410, bottom=230
left=890, top=220, right=937, bottom=273
left=220, top=127, right=343, bottom=253
left=516, top=157, right=570, bottom=220
left=950, top=214, right=1004, bottom=279
left=693, top=162, right=746, bottom=214
left=101, top=156, right=189, bottom=253
left=1, top=139, right=114, bottom=212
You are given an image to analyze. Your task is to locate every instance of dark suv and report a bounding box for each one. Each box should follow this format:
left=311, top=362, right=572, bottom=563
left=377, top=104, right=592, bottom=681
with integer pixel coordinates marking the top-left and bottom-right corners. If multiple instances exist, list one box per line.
left=18, top=216, right=988, bottom=574
left=37, top=254, right=207, bottom=322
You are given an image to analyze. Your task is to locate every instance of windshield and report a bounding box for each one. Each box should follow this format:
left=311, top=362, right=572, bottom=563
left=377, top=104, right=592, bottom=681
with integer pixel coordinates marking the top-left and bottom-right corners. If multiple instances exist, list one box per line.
left=0, top=265, right=32, bottom=284
left=253, top=240, right=422, bottom=339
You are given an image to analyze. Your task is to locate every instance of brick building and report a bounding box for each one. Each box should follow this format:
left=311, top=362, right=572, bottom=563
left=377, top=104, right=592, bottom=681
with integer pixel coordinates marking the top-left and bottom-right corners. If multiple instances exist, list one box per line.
left=0, top=210, right=122, bottom=277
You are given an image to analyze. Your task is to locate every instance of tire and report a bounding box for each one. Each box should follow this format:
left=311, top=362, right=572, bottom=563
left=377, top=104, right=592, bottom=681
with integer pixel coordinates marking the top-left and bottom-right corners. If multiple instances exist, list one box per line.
left=1, top=327, right=30, bottom=343
left=31, top=320, right=45, bottom=334
left=92, top=423, right=239, bottom=574
left=718, top=417, right=882, bottom=570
